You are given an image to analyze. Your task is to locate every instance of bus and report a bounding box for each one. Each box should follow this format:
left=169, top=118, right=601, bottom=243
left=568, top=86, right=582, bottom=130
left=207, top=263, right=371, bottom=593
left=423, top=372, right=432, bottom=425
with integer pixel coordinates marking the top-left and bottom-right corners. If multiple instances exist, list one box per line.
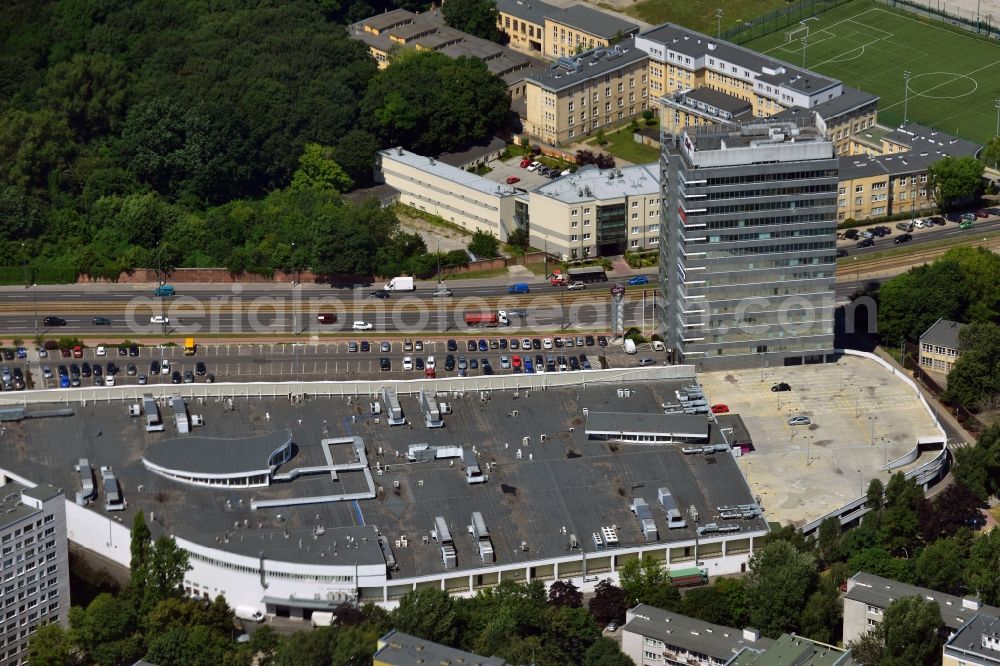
left=567, top=266, right=608, bottom=283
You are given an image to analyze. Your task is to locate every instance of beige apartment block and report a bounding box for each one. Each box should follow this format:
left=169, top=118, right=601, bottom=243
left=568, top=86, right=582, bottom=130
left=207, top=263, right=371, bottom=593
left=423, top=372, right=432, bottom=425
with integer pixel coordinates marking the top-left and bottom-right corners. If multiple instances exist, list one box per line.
left=378, top=147, right=518, bottom=238
left=524, top=164, right=659, bottom=259
left=496, top=0, right=639, bottom=59
left=522, top=39, right=650, bottom=146
left=919, top=318, right=965, bottom=374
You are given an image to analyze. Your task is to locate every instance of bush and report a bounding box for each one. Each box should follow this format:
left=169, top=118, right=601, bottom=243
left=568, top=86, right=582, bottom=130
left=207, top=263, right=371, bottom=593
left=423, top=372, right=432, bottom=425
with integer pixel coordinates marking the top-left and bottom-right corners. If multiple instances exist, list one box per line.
left=624, top=250, right=658, bottom=269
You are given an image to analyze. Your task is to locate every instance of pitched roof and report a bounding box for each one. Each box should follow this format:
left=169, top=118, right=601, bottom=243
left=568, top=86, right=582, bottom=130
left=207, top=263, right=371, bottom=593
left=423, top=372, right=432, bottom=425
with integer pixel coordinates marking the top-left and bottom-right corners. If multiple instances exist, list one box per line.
left=624, top=604, right=773, bottom=659
left=845, top=572, right=1000, bottom=630
left=920, top=318, right=966, bottom=350
left=374, top=630, right=509, bottom=666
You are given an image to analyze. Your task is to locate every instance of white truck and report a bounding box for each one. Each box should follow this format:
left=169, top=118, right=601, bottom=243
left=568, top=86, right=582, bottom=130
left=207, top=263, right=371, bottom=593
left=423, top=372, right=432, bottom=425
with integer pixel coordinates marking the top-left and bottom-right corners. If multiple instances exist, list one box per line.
left=234, top=605, right=265, bottom=623
left=311, top=611, right=335, bottom=627
left=383, top=276, right=415, bottom=291
left=623, top=339, right=637, bottom=354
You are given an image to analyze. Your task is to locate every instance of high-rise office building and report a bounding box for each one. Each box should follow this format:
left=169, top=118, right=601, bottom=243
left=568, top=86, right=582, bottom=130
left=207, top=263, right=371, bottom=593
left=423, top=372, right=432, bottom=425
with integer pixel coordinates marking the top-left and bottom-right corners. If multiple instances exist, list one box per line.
left=658, top=118, right=838, bottom=369
left=0, top=481, right=68, bottom=666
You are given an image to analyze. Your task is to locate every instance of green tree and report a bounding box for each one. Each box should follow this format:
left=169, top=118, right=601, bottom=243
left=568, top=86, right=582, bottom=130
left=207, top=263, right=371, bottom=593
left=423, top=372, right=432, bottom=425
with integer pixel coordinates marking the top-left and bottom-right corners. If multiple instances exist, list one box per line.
left=582, top=636, right=635, bottom=666
left=966, top=527, right=1000, bottom=605
left=945, top=321, right=1000, bottom=410
left=914, top=536, right=967, bottom=594
left=0, top=108, right=76, bottom=191
left=588, top=579, right=627, bottom=627
left=865, top=478, right=885, bottom=512
left=880, top=595, right=944, bottom=666
left=715, top=577, right=750, bottom=628
left=290, top=143, right=353, bottom=193
left=27, top=622, right=74, bottom=666
left=816, top=516, right=843, bottom=565
left=333, top=129, right=380, bottom=187
left=928, top=155, right=984, bottom=210
left=983, top=136, right=1000, bottom=169
left=953, top=424, right=1000, bottom=499
left=746, top=540, right=818, bottom=638
left=545, top=605, right=601, bottom=663
left=68, top=593, right=142, bottom=666
left=443, top=0, right=501, bottom=41
left=139, top=536, right=191, bottom=618
left=876, top=259, right=968, bottom=345
left=38, top=52, right=131, bottom=141
left=617, top=557, right=676, bottom=608
left=847, top=547, right=913, bottom=583
left=879, top=472, right=926, bottom=556
left=391, top=588, right=458, bottom=646
left=468, top=230, right=500, bottom=258
left=508, top=227, right=529, bottom=249
left=129, top=511, right=152, bottom=605
left=678, top=585, right=732, bottom=625
left=799, top=578, right=842, bottom=644
left=145, top=625, right=231, bottom=666
left=847, top=627, right=885, bottom=666
left=548, top=580, right=583, bottom=608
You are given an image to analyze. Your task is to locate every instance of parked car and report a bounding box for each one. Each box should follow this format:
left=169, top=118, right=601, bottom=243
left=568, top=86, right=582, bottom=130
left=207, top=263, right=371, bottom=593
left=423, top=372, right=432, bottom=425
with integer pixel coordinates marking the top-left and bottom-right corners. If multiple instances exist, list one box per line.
left=380, top=341, right=391, bottom=353
left=842, top=228, right=859, bottom=240
left=526, top=161, right=541, bottom=171
left=771, top=382, right=791, bottom=392
left=505, top=176, right=520, bottom=185
left=519, top=158, right=532, bottom=168
left=711, top=404, right=730, bottom=414
left=787, top=415, right=811, bottom=426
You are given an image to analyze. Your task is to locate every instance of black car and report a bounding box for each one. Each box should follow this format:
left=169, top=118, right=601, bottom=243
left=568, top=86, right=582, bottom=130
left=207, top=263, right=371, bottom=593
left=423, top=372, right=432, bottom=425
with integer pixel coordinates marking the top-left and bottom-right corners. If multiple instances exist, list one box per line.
left=857, top=238, right=875, bottom=248
left=585, top=335, right=595, bottom=346
left=379, top=357, right=391, bottom=372
left=532, top=338, right=541, bottom=349
left=360, top=341, right=370, bottom=352
left=370, top=289, right=390, bottom=299
left=149, top=361, right=159, bottom=375
left=195, top=361, right=207, bottom=375
left=171, top=370, right=182, bottom=384
left=447, top=339, right=458, bottom=352
left=205, top=374, right=215, bottom=384
left=483, top=363, right=494, bottom=376
left=842, top=228, right=859, bottom=240
left=836, top=248, right=849, bottom=258
left=415, top=358, right=424, bottom=371
left=928, top=216, right=946, bottom=225
left=126, top=364, right=137, bottom=376
left=466, top=340, right=476, bottom=351
left=81, top=362, right=92, bottom=377
left=129, top=345, right=140, bottom=357
left=946, top=212, right=962, bottom=222
left=553, top=337, right=563, bottom=348
left=771, top=382, right=792, bottom=392
left=93, top=364, right=103, bottom=377
left=106, top=362, right=118, bottom=375
left=69, top=364, right=80, bottom=378
left=2, top=350, right=13, bottom=361
left=469, top=358, right=479, bottom=370
left=444, top=355, right=456, bottom=371
left=42, top=316, right=66, bottom=327
left=183, top=370, right=194, bottom=383
left=597, top=335, right=608, bottom=347
left=117, top=345, right=127, bottom=356
left=894, top=233, right=913, bottom=244
left=499, top=338, right=508, bottom=350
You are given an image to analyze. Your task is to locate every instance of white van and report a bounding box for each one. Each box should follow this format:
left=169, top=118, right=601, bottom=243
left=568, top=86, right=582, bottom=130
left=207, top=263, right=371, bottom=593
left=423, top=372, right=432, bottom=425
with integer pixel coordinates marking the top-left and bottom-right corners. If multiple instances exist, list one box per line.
left=623, top=339, right=637, bottom=354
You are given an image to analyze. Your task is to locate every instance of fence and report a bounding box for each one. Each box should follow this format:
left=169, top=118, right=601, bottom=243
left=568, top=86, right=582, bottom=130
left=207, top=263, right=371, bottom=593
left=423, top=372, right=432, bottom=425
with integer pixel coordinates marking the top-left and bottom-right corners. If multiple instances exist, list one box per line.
left=878, top=0, right=1000, bottom=39
left=721, top=0, right=853, bottom=44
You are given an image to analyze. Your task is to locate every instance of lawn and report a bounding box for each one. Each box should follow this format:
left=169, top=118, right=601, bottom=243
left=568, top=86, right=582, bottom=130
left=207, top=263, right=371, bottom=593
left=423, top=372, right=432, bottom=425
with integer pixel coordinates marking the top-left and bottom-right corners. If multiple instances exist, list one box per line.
left=589, top=127, right=661, bottom=164
left=743, top=0, right=1000, bottom=144
left=623, top=0, right=791, bottom=35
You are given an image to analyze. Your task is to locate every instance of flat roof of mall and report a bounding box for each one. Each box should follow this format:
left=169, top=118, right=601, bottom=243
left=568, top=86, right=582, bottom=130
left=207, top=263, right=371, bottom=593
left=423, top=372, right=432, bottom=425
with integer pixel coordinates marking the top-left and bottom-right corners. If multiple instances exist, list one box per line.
left=1, top=380, right=766, bottom=577
left=143, top=430, right=292, bottom=476
left=533, top=163, right=658, bottom=203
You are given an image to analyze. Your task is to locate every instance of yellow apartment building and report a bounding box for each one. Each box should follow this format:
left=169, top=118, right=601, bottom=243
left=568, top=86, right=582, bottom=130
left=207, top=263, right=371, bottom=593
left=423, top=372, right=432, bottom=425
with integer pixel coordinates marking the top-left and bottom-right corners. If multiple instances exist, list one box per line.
left=496, top=0, right=639, bottom=59
left=522, top=39, right=650, bottom=145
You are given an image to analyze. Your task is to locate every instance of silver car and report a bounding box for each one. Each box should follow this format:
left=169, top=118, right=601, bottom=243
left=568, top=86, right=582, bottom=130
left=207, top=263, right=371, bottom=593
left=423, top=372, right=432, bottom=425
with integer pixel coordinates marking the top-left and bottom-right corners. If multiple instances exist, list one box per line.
left=787, top=415, right=811, bottom=426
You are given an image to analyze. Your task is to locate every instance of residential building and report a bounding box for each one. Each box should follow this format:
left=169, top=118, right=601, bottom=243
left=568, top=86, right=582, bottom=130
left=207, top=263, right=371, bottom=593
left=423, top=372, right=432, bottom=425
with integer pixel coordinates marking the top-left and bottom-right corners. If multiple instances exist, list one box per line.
left=658, top=119, right=838, bottom=369
left=496, top=0, right=639, bottom=59
left=834, top=123, right=981, bottom=221
left=919, top=318, right=966, bottom=374
left=348, top=9, right=545, bottom=99
left=622, top=604, right=772, bottom=666
left=378, top=147, right=519, bottom=238
left=524, top=163, right=660, bottom=259
left=843, top=572, right=1000, bottom=645
left=0, top=481, right=69, bottom=666
left=522, top=38, right=650, bottom=145
left=727, top=634, right=853, bottom=665
left=943, top=613, right=1000, bottom=666
left=636, top=23, right=842, bottom=117
left=374, top=630, right=509, bottom=666
left=438, top=137, right=508, bottom=171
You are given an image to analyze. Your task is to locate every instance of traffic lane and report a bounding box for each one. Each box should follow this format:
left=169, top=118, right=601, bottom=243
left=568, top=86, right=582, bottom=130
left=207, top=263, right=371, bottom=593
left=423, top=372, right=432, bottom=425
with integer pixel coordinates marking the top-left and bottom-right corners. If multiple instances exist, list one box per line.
left=0, top=298, right=658, bottom=335
left=840, top=217, right=1000, bottom=256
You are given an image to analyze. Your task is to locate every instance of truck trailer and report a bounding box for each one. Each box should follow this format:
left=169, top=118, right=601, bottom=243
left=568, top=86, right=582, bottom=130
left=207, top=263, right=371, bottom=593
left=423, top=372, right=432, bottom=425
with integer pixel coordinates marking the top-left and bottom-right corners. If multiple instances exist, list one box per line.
left=464, top=311, right=509, bottom=327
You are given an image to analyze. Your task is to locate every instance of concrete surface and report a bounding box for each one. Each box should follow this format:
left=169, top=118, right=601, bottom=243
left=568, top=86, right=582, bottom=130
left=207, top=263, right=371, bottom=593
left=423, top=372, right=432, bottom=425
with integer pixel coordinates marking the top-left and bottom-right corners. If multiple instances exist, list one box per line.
left=699, top=354, right=941, bottom=527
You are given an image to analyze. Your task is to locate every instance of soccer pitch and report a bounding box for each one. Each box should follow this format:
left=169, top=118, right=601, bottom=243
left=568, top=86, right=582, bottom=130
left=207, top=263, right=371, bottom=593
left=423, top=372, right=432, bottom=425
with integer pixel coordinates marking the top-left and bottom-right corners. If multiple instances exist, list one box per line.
left=744, top=0, right=1000, bottom=145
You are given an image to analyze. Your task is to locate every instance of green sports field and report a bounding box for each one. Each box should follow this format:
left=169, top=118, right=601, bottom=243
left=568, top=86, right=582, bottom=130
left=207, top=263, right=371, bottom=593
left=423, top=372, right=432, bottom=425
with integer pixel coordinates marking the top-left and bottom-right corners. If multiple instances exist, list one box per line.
left=743, top=0, right=1000, bottom=145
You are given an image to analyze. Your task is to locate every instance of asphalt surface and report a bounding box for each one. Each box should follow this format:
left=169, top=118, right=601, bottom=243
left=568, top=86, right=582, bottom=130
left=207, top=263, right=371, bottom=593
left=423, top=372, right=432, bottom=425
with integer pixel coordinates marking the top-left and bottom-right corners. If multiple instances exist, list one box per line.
left=837, top=214, right=1000, bottom=256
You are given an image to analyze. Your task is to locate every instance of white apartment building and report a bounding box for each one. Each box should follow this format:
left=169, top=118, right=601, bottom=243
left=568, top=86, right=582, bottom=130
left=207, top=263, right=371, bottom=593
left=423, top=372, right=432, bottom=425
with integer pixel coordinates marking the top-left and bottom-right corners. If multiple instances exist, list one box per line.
left=0, top=480, right=68, bottom=666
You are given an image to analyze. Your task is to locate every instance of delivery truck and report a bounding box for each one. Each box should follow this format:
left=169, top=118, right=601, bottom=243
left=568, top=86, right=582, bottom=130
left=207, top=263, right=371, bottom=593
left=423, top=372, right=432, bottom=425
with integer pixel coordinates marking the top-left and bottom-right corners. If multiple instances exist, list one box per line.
left=234, top=605, right=264, bottom=622
left=383, top=276, right=415, bottom=291
left=464, top=311, right=510, bottom=327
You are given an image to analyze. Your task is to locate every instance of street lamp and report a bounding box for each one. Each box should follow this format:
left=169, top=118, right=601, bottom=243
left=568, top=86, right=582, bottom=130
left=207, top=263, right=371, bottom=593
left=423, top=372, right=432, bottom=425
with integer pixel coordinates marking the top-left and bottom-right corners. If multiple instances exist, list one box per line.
left=995, top=99, right=1000, bottom=141
left=902, top=70, right=912, bottom=125
left=716, top=8, right=723, bottom=38
left=290, top=242, right=298, bottom=336
left=869, top=414, right=878, bottom=447
left=22, top=243, right=37, bottom=341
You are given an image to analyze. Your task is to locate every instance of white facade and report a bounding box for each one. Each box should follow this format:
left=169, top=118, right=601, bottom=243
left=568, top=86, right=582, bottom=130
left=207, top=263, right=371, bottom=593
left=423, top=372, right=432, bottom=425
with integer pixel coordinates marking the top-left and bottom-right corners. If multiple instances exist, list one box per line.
left=0, top=478, right=69, bottom=666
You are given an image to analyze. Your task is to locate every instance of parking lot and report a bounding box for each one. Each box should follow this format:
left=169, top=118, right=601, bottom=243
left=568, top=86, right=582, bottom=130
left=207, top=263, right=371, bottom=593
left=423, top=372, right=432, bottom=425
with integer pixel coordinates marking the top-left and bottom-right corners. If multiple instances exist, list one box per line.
left=24, top=334, right=658, bottom=390
left=483, top=156, right=565, bottom=191
left=837, top=207, right=1000, bottom=251
left=698, top=354, right=942, bottom=527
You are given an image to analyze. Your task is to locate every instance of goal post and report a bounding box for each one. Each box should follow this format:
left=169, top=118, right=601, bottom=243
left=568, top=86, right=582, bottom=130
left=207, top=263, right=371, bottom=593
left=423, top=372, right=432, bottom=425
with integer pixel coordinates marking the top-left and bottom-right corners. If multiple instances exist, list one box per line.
left=785, top=25, right=809, bottom=43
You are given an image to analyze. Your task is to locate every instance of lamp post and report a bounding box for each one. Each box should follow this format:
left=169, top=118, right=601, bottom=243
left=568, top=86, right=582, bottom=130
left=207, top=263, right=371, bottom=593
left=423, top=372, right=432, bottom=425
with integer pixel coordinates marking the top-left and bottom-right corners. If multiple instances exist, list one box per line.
left=22, top=244, right=37, bottom=341
left=869, top=414, right=878, bottom=447
left=716, top=8, right=723, bottom=38
left=995, top=99, right=1000, bottom=140
left=903, top=70, right=912, bottom=125
left=290, top=242, right=297, bottom=336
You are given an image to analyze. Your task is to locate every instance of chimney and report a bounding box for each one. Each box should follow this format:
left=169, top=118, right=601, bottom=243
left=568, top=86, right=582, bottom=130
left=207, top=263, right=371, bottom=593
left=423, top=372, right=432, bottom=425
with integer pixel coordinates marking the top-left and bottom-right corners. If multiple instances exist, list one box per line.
left=743, top=627, right=761, bottom=642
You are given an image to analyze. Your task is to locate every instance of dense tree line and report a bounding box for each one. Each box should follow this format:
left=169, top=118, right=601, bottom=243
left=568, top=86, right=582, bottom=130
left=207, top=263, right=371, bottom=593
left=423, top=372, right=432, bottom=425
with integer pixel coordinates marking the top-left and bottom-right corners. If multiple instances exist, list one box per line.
left=0, top=0, right=511, bottom=281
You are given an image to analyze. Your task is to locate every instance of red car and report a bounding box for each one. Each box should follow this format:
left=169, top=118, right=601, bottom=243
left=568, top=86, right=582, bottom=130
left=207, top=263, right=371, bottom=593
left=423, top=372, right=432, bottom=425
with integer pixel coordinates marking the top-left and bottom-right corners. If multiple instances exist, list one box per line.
left=519, top=158, right=532, bottom=168
left=711, top=404, right=730, bottom=414
left=511, top=355, right=522, bottom=368
left=975, top=209, right=989, bottom=218
left=506, top=176, right=521, bottom=185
